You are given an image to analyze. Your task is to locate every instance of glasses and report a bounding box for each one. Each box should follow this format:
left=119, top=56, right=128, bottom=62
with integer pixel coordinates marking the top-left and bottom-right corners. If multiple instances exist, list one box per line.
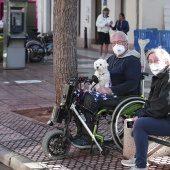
left=112, top=40, right=127, bottom=46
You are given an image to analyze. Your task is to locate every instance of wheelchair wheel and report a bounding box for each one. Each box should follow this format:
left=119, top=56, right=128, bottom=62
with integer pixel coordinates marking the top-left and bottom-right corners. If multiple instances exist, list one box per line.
left=42, top=129, right=71, bottom=160
left=111, top=97, right=145, bottom=150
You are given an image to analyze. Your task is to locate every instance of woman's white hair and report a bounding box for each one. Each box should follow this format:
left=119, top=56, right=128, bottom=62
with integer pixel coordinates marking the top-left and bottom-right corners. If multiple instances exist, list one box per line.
left=146, top=47, right=170, bottom=64
left=110, top=31, right=128, bottom=42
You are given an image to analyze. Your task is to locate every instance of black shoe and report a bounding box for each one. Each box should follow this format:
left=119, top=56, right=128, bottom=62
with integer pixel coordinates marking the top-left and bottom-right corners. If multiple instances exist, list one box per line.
left=72, top=135, right=81, bottom=140
left=72, top=137, right=92, bottom=149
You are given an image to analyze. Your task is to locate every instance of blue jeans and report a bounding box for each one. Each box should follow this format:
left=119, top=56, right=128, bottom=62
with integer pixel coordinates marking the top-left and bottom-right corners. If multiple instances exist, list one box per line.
left=133, top=117, right=170, bottom=168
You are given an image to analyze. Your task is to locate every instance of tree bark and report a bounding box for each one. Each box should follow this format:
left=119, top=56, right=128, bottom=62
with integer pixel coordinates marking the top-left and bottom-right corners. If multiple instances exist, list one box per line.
left=53, top=0, right=78, bottom=104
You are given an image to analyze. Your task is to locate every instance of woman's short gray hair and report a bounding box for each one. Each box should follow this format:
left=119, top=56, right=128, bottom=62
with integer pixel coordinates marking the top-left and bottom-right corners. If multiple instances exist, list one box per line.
left=110, top=31, right=128, bottom=42
left=146, top=47, right=170, bottom=64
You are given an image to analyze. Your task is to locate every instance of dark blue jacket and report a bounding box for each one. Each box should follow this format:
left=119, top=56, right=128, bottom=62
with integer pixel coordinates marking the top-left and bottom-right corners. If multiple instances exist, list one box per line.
left=107, top=54, right=141, bottom=96
left=111, top=20, right=129, bottom=34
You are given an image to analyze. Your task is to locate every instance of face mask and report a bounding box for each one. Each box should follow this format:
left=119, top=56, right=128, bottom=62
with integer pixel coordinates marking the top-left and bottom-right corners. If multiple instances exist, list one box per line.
left=149, top=61, right=167, bottom=76
left=113, top=44, right=126, bottom=56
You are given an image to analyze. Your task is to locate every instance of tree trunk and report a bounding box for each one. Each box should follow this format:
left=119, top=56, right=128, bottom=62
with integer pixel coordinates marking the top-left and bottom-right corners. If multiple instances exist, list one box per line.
left=53, top=0, right=78, bottom=104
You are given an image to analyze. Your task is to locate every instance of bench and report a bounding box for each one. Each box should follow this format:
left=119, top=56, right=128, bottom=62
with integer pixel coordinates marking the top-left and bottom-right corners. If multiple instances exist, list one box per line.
left=123, top=119, right=170, bottom=159
left=148, top=136, right=170, bottom=147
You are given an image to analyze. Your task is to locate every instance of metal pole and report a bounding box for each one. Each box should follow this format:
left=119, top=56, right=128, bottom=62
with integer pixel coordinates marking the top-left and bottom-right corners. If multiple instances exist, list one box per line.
left=70, top=103, right=103, bottom=152
left=84, top=27, right=88, bottom=48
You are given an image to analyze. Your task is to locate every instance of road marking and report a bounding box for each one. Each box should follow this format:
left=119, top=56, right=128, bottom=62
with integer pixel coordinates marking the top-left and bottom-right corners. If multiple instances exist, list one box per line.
left=15, top=80, right=45, bottom=84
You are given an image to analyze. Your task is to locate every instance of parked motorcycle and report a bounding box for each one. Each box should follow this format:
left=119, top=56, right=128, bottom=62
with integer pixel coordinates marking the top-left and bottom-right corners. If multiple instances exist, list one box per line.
left=26, top=32, right=53, bottom=62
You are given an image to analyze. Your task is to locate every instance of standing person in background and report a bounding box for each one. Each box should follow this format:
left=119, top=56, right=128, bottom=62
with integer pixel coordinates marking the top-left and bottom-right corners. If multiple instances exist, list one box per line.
left=111, top=13, right=129, bottom=35
left=96, top=8, right=113, bottom=59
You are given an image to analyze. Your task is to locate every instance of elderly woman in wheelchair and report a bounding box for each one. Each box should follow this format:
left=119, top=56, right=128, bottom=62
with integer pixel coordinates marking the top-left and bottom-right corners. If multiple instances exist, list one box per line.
left=42, top=31, right=146, bottom=159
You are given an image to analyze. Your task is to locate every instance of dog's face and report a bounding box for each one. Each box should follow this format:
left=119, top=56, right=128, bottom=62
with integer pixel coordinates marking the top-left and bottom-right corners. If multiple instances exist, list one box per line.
left=94, top=59, right=109, bottom=71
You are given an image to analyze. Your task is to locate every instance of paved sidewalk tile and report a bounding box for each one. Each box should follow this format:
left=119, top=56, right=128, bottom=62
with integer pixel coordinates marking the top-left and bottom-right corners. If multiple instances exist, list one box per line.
left=0, top=48, right=169, bottom=170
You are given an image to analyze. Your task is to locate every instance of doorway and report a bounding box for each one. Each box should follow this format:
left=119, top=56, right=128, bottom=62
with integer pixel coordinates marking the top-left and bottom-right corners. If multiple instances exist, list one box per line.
left=95, top=0, right=101, bottom=44
left=0, top=3, right=3, bottom=20
left=27, top=2, right=36, bottom=36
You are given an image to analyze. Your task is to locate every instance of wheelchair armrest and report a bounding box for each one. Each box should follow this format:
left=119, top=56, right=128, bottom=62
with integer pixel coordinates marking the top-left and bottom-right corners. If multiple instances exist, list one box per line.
left=141, top=72, right=149, bottom=80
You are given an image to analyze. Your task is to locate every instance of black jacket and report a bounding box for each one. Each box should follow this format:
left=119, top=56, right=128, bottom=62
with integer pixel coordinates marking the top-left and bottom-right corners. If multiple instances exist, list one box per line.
left=138, top=67, right=170, bottom=122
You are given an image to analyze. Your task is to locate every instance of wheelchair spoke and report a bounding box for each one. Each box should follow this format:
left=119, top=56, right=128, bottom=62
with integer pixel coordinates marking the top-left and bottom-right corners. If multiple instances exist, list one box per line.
left=111, top=97, right=145, bottom=150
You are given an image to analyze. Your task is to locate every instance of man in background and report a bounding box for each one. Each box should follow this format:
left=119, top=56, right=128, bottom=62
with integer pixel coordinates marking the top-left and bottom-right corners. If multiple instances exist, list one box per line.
left=96, top=8, right=112, bottom=59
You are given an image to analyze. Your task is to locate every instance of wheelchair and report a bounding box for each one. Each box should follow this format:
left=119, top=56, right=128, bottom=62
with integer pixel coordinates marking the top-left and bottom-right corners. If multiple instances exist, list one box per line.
left=42, top=75, right=147, bottom=160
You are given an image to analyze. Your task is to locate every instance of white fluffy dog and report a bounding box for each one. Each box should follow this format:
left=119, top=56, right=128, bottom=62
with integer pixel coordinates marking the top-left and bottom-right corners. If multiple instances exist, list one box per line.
left=93, top=59, right=110, bottom=90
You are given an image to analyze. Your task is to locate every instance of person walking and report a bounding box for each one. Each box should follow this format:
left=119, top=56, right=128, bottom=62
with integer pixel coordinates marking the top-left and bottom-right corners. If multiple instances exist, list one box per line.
left=96, top=7, right=112, bottom=59
left=111, top=12, right=129, bottom=35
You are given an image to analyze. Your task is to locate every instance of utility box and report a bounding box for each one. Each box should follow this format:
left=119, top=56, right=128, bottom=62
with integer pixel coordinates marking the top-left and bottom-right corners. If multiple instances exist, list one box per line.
left=3, top=0, right=28, bottom=69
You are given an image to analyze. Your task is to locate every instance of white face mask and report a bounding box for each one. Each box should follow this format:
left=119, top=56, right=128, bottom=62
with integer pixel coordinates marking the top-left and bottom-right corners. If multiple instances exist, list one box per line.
left=113, top=44, right=126, bottom=56
left=149, top=61, right=167, bottom=76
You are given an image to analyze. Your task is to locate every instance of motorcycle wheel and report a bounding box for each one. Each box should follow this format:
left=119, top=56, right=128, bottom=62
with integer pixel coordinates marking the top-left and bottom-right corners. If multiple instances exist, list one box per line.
left=27, top=43, right=45, bottom=62
left=42, top=129, right=71, bottom=160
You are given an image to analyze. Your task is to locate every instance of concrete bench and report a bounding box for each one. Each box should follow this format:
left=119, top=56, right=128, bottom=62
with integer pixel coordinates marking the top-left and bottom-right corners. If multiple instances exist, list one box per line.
left=123, top=119, right=170, bottom=159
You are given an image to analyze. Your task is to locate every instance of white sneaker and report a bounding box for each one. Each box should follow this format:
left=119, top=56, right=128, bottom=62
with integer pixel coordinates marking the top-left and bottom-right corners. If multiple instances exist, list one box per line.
left=121, top=157, right=136, bottom=167
left=129, top=166, right=148, bottom=170
left=121, top=157, right=149, bottom=167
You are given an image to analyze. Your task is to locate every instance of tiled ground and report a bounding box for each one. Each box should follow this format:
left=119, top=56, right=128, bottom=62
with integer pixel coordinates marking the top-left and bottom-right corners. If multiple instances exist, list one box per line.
left=0, top=48, right=169, bottom=170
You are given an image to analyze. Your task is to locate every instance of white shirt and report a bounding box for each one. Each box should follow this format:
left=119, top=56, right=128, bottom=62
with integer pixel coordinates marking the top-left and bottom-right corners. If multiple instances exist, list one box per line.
left=96, top=14, right=111, bottom=33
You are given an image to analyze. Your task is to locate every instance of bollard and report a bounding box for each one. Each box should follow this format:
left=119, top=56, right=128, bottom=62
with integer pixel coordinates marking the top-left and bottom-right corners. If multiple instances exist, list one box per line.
left=84, top=27, right=88, bottom=48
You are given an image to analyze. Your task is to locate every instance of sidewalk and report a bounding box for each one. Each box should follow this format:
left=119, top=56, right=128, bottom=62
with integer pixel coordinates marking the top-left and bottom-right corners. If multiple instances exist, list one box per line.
left=0, top=48, right=169, bottom=170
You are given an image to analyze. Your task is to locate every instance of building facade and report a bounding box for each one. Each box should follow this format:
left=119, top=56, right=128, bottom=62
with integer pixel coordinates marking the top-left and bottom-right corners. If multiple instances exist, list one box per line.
left=78, top=0, right=170, bottom=47
left=0, top=0, right=170, bottom=47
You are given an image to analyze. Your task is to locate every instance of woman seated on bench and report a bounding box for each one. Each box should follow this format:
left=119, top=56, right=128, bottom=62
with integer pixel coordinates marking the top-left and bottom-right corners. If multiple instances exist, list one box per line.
left=122, top=48, right=170, bottom=170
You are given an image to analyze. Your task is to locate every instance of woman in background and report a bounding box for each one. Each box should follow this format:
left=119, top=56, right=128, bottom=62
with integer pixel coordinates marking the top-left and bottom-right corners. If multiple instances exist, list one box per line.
left=111, top=12, right=129, bottom=35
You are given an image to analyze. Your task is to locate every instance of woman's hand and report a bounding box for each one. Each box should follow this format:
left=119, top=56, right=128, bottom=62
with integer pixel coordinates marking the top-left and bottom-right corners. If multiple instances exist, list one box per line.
left=133, top=116, right=138, bottom=122
left=97, top=87, right=112, bottom=94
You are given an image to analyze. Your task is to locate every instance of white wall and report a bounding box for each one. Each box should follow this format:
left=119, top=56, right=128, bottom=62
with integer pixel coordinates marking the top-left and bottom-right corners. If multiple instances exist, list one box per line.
left=80, top=0, right=92, bottom=46
left=119, top=0, right=170, bottom=45
left=107, top=0, right=121, bottom=37
left=37, top=0, right=51, bottom=33
left=37, top=0, right=42, bottom=33
left=164, top=4, right=170, bottom=30
left=51, top=0, right=53, bottom=31
left=141, top=0, right=170, bottom=30
left=126, top=0, right=137, bottom=44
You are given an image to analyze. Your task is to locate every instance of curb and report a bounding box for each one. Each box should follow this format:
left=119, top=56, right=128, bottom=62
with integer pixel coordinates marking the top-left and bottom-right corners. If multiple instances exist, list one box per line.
left=0, top=145, right=49, bottom=170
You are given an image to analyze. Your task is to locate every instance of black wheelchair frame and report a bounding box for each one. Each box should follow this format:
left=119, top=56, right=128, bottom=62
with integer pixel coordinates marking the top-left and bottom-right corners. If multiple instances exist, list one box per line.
left=42, top=76, right=146, bottom=160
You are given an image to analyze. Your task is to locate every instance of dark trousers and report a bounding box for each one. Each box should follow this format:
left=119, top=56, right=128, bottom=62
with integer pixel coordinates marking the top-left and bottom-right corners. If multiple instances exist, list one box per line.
left=133, top=117, right=170, bottom=168
left=75, top=93, right=120, bottom=141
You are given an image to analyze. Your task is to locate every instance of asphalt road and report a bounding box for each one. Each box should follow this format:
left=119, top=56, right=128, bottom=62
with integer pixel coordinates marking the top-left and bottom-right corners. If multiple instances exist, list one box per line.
left=0, top=163, right=12, bottom=170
